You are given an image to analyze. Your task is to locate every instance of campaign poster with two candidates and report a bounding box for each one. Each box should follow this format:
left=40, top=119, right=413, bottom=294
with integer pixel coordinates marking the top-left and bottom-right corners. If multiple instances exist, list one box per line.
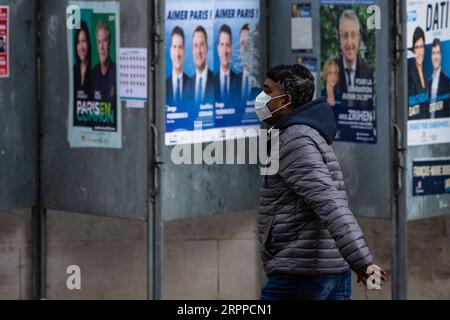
left=165, top=0, right=261, bottom=145
left=407, top=0, right=450, bottom=146
left=67, top=1, right=121, bottom=149
left=320, top=0, right=377, bottom=144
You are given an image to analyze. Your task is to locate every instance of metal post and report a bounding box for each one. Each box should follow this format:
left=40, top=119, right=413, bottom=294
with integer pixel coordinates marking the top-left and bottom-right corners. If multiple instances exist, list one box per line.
left=147, top=204, right=154, bottom=299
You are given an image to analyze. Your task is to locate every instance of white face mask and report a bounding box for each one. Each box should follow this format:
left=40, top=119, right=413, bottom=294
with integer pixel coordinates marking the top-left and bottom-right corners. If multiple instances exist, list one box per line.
left=254, top=91, right=289, bottom=121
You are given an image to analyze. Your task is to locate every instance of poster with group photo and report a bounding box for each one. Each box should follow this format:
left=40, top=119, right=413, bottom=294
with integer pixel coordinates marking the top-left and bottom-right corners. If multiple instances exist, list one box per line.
left=320, top=0, right=377, bottom=144
left=67, top=1, right=121, bottom=149
left=407, top=0, right=450, bottom=146
left=165, top=0, right=261, bottom=145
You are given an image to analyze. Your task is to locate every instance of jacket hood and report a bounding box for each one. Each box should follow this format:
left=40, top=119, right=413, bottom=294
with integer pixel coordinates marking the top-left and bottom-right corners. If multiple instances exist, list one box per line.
left=273, top=98, right=337, bottom=145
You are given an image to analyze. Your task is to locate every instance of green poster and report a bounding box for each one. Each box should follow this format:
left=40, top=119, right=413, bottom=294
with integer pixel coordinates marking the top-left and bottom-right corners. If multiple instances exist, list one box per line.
left=67, top=1, right=121, bottom=149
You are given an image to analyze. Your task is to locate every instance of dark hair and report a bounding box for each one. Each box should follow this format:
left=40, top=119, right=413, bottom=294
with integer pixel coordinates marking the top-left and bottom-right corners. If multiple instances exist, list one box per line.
left=412, top=27, right=425, bottom=49
left=432, top=38, right=441, bottom=50
left=193, top=25, right=208, bottom=45
left=74, top=20, right=91, bottom=69
left=171, top=26, right=185, bottom=46
left=266, top=64, right=315, bottom=108
left=240, top=24, right=249, bottom=35
left=218, top=24, right=232, bottom=43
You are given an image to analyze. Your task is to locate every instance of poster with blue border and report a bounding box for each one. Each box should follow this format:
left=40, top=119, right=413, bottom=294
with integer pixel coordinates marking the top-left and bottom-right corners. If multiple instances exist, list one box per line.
left=407, top=0, right=450, bottom=146
left=291, top=3, right=313, bottom=53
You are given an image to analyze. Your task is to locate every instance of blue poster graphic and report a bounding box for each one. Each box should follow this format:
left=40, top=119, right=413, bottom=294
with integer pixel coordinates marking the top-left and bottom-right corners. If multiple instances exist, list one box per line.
left=320, top=0, right=377, bottom=144
left=213, top=0, right=261, bottom=129
left=413, top=159, right=450, bottom=196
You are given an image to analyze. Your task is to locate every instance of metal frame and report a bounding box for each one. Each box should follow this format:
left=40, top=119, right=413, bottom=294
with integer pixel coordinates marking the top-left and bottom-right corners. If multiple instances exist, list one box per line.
left=267, top=0, right=406, bottom=299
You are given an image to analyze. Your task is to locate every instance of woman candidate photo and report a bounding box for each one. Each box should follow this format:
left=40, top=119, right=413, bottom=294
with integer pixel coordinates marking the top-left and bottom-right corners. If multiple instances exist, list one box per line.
left=322, top=59, right=340, bottom=107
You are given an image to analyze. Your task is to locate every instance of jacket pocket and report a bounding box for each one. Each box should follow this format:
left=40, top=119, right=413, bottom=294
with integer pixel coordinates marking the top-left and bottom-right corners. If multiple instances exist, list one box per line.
left=262, top=216, right=275, bottom=258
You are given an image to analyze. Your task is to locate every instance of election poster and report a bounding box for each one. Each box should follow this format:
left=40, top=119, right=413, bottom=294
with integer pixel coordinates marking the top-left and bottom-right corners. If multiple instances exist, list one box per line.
left=413, top=158, right=450, bottom=196
left=320, top=0, right=377, bottom=144
left=0, top=6, right=9, bottom=78
left=407, top=0, right=450, bottom=146
left=165, top=0, right=261, bottom=145
left=213, top=0, right=261, bottom=130
left=67, top=1, right=122, bottom=149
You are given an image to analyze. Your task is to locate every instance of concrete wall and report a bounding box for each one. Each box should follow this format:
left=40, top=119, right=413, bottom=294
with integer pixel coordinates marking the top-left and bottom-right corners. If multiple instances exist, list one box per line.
left=1, top=209, right=449, bottom=300
left=163, top=210, right=261, bottom=300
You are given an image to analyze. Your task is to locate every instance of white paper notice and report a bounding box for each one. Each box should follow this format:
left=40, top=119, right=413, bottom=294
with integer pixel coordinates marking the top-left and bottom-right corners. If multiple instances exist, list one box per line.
left=119, top=48, right=147, bottom=108
left=291, top=3, right=313, bottom=52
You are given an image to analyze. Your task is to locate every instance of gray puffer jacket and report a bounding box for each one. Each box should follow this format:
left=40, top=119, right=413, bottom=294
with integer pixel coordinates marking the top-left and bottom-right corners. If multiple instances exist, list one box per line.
left=259, top=98, right=373, bottom=277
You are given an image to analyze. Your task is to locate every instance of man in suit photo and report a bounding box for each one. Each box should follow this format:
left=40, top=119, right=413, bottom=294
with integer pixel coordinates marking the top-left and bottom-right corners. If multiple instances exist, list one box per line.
left=0, top=36, right=5, bottom=53
left=187, top=25, right=214, bottom=106
left=428, top=38, right=450, bottom=119
left=336, top=9, right=374, bottom=108
left=214, top=24, right=240, bottom=105
left=166, top=26, right=190, bottom=107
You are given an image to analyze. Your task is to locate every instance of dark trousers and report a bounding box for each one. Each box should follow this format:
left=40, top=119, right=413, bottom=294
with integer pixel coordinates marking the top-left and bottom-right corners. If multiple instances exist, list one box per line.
left=261, top=270, right=352, bottom=300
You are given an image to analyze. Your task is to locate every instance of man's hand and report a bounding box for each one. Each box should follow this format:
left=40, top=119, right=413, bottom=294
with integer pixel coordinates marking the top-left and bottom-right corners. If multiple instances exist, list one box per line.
left=357, top=264, right=387, bottom=289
